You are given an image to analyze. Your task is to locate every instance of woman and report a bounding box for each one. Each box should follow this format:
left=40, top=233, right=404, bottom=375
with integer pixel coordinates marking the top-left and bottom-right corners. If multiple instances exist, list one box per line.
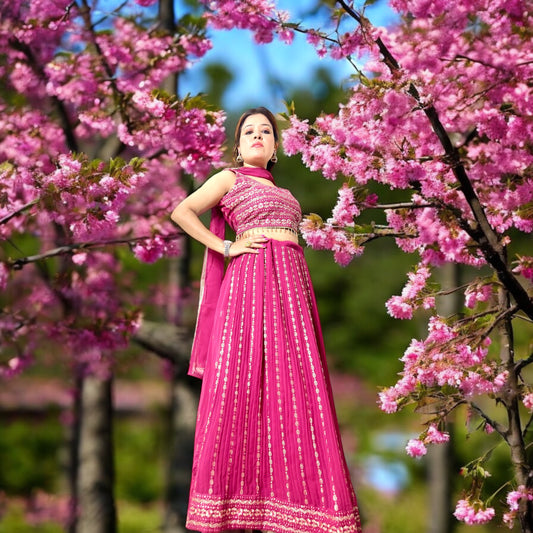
left=171, top=107, right=362, bottom=533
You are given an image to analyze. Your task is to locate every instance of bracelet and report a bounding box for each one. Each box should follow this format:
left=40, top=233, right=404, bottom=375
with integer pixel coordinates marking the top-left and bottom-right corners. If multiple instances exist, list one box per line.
left=223, top=240, right=233, bottom=258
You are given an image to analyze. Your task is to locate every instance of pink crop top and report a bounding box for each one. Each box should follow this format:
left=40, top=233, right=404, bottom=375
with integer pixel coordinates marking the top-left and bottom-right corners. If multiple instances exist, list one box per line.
left=219, top=171, right=302, bottom=235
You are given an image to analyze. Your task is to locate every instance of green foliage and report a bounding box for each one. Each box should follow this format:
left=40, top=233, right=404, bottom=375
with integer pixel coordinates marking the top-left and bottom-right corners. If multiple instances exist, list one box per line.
left=117, top=501, right=162, bottom=532
left=114, top=417, right=166, bottom=503
left=177, top=13, right=208, bottom=33
left=0, top=417, right=63, bottom=495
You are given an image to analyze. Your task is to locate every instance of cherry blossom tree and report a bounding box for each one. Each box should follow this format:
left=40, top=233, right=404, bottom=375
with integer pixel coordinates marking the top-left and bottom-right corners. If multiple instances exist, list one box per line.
left=0, top=0, right=224, bottom=530
left=0, top=0, right=225, bottom=380
left=200, top=0, right=533, bottom=530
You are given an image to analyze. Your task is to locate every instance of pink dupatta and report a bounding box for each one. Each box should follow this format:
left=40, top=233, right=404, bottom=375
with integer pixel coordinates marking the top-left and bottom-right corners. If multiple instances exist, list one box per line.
left=188, top=166, right=275, bottom=379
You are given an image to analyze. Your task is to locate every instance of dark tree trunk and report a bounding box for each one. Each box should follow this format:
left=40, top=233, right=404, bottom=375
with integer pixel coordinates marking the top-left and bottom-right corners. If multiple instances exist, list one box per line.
left=163, top=374, right=201, bottom=532
left=498, top=287, right=533, bottom=533
left=76, top=376, right=116, bottom=533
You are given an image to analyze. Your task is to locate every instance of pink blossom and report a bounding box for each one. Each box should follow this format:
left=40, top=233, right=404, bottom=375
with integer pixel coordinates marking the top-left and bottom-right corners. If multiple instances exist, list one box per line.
left=425, top=424, right=450, bottom=444
left=464, top=283, right=493, bottom=309
left=507, top=489, right=524, bottom=512
left=331, top=185, right=360, bottom=226
left=493, top=371, right=508, bottom=389
left=201, top=0, right=292, bottom=45
left=406, top=439, right=427, bottom=457
left=330, top=30, right=365, bottom=60
left=131, top=90, right=167, bottom=118
left=503, top=486, right=533, bottom=528
left=422, top=296, right=435, bottom=309
left=333, top=250, right=354, bottom=267
left=385, top=295, right=413, bottom=319
left=71, top=253, right=87, bottom=265
left=0, top=353, right=33, bottom=379
left=378, top=388, right=399, bottom=413
left=133, top=236, right=167, bottom=263
left=484, top=423, right=494, bottom=434
left=331, top=231, right=363, bottom=266
left=523, top=393, right=533, bottom=411
left=300, top=219, right=331, bottom=250
left=512, top=256, right=533, bottom=281
left=503, top=512, right=515, bottom=528
left=453, top=499, right=495, bottom=525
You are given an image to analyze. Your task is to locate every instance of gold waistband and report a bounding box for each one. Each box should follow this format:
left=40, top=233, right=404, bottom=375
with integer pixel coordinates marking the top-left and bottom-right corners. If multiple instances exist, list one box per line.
left=235, top=226, right=299, bottom=241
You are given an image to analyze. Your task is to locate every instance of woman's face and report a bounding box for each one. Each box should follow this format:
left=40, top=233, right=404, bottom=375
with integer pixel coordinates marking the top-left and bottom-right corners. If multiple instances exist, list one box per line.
left=238, top=113, right=277, bottom=169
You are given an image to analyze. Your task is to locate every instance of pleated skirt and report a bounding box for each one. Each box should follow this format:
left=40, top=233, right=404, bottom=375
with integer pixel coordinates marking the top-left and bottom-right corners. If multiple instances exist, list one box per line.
left=186, top=240, right=362, bottom=533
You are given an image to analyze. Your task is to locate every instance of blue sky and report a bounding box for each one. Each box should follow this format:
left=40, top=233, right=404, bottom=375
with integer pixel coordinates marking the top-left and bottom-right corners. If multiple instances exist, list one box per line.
left=179, top=0, right=398, bottom=113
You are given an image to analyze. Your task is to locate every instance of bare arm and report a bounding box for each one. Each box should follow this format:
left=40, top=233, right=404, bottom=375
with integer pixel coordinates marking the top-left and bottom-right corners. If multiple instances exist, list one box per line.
left=171, top=169, right=267, bottom=256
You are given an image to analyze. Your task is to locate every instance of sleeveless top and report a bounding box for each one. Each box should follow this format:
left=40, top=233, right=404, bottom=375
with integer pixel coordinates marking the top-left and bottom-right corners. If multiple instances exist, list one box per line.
left=219, top=170, right=302, bottom=235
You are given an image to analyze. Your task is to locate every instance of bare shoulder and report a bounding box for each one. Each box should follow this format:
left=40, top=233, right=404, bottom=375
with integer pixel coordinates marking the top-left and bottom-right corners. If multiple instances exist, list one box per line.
left=206, top=168, right=237, bottom=194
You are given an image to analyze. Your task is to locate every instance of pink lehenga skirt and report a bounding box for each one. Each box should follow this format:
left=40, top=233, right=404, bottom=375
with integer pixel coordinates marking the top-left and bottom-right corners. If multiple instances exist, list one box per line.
left=186, top=240, right=362, bottom=533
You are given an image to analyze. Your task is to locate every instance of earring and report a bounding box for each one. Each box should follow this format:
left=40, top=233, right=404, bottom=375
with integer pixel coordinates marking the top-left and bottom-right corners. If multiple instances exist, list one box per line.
left=270, top=153, right=278, bottom=163
left=236, top=152, right=243, bottom=163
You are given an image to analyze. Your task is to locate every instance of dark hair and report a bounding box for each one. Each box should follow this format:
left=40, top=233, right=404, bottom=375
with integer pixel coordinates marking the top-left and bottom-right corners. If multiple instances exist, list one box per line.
left=232, top=106, right=279, bottom=170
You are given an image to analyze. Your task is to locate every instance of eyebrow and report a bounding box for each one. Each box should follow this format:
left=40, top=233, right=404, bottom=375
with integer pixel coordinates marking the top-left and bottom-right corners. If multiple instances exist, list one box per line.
left=243, top=123, right=272, bottom=129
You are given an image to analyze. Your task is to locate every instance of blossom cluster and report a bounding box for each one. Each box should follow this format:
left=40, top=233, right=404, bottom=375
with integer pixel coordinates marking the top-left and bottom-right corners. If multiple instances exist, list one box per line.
left=116, top=97, right=226, bottom=179
left=300, top=213, right=364, bottom=267
left=200, top=0, right=293, bottom=44
left=385, top=265, right=435, bottom=320
left=0, top=0, right=228, bottom=382
left=378, top=316, right=508, bottom=415
left=503, top=486, right=533, bottom=528
left=405, top=423, right=450, bottom=458
left=453, top=499, right=495, bottom=525
left=512, top=255, right=533, bottom=281
left=299, top=185, right=379, bottom=266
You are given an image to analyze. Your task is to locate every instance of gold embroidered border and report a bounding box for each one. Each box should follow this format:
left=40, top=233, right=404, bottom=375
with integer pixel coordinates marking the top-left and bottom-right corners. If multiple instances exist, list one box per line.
left=186, top=493, right=362, bottom=533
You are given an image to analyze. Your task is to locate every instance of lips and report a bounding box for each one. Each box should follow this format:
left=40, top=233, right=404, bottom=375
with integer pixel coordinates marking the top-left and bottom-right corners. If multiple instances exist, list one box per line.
left=252, top=142, right=263, bottom=148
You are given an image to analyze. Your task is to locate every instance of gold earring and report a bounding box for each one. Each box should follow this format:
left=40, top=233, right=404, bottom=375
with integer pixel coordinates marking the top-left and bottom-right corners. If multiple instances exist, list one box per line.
left=270, top=153, right=278, bottom=163
left=236, top=152, right=243, bottom=163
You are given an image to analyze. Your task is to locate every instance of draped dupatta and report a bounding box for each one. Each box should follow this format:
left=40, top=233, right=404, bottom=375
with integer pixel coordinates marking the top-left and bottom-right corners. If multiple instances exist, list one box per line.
left=188, top=166, right=275, bottom=378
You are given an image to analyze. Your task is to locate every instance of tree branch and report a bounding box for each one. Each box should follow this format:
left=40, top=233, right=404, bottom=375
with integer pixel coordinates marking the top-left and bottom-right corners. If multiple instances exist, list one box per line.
left=372, top=202, right=436, bottom=210
left=132, top=319, right=192, bottom=373
left=0, top=199, right=39, bottom=226
left=468, top=401, right=508, bottom=440
left=6, top=232, right=182, bottom=270
left=516, top=352, right=533, bottom=375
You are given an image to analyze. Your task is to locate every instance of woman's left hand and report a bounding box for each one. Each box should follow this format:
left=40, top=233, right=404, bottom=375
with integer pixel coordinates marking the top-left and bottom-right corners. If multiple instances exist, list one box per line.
left=228, top=236, right=269, bottom=257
